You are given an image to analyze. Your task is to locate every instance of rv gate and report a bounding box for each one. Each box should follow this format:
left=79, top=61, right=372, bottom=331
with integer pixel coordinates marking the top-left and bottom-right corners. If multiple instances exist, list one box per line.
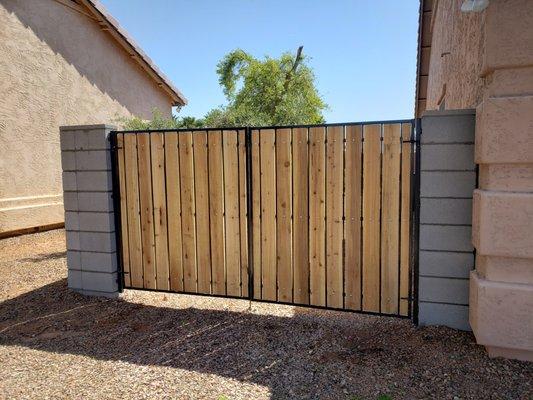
left=111, top=120, right=420, bottom=317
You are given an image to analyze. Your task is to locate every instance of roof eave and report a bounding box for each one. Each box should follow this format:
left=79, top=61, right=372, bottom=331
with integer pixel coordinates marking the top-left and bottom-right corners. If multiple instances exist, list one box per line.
left=79, top=0, right=187, bottom=106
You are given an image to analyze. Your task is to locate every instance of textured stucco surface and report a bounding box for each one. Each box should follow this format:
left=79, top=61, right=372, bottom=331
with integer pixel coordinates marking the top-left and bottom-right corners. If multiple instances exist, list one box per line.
left=466, top=0, right=533, bottom=361
left=425, top=0, right=485, bottom=111
left=419, top=0, right=533, bottom=360
left=0, top=0, right=173, bottom=233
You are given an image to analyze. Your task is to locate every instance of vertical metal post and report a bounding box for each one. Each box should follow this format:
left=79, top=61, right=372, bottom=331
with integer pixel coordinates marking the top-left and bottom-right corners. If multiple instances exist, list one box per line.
left=110, top=131, right=125, bottom=292
left=245, top=127, right=254, bottom=301
left=410, top=118, right=422, bottom=324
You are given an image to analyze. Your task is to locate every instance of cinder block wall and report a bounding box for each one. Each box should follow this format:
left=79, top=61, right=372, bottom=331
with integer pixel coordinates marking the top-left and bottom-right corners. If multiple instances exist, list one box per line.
left=60, top=124, right=119, bottom=297
left=418, top=110, right=476, bottom=330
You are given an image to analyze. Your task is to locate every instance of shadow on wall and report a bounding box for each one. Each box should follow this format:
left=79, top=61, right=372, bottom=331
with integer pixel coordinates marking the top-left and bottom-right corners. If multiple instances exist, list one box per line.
left=2, top=0, right=164, bottom=118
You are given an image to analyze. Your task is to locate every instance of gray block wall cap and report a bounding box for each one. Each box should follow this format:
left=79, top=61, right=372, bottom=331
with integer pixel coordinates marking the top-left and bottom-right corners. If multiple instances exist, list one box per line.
left=422, top=109, right=476, bottom=117
left=60, top=124, right=117, bottom=132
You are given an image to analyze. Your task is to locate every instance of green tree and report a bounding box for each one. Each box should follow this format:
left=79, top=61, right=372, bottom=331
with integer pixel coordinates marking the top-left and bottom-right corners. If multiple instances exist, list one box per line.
left=119, top=47, right=327, bottom=129
left=205, top=47, right=327, bottom=126
left=116, top=109, right=204, bottom=130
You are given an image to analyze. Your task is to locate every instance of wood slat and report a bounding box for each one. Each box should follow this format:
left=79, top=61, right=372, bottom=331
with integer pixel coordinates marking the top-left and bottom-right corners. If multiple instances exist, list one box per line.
left=194, top=131, right=211, bottom=294
left=251, top=129, right=262, bottom=299
left=117, top=134, right=131, bottom=287
left=362, top=124, right=381, bottom=312
left=137, top=133, right=156, bottom=289
left=309, top=127, right=326, bottom=306
left=208, top=130, right=226, bottom=295
left=117, top=121, right=411, bottom=315
left=276, top=128, right=293, bottom=302
left=165, top=132, right=184, bottom=291
left=124, top=134, right=143, bottom=287
left=150, top=133, right=170, bottom=290
left=325, top=126, right=344, bottom=308
left=223, top=130, right=241, bottom=296
left=292, top=127, right=309, bottom=304
left=380, top=124, right=401, bottom=314
left=344, top=125, right=362, bottom=310
left=238, top=130, right=249, bottom=297
left=179, top=132, right=197, bottom=292
left=260, top=129, right=277, bottom=301
left=400, top=123, right=413, bottom=316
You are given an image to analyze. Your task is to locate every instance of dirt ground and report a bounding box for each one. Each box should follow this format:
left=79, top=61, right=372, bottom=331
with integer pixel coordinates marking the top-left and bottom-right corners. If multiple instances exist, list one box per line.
left=0, top=230, right=531, bottom=400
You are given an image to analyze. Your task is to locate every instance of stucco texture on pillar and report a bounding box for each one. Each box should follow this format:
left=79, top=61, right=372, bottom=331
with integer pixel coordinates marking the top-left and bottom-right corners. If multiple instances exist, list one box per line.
left=469, top=0, right=533, bottom=362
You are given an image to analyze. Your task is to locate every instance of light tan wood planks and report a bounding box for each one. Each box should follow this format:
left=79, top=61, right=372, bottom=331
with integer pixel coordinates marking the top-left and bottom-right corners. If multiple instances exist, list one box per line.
left=165, top=132, right=184, bottom=291
left=117, top=134, right=131, bottom=287
left=251, top=130, right=262, bottom=299
left=194, top=131, right=211, bottom=294
left=292, top=127, right=309, bottom=305
left=224, top=130, right=242, bottom=296
left=179, top=132, right=197, bottom=292
left=260, top=129, right=277, bottom=301
left=123, top=134, right=143, bottom=287
left=150, top=133, right=170, bottom=290
left=381, top=124, right=401, bottom=314
left=309, top=127, right=326, bottom=306
left=400, top=123, right=412, bottom=316
left=362, top=124, right=381, bottom=312
left=208, top=130, right=226, bottom=295
left=137, top=133, right=156, bottom=289
left=344, top=125, right=362, bottom=310
left=276, top=128, right=293, bottom=302
left=238, top=130, right=249, bottom=297
left=326, top=126, right=344, bottom=308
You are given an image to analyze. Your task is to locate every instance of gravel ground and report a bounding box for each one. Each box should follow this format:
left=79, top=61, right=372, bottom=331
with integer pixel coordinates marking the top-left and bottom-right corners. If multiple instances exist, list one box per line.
left=0, top=230, right=531, bottom=400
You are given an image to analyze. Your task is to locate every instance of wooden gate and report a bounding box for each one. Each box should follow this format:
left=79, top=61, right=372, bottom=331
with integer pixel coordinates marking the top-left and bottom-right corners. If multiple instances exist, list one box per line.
left=113, top=120, right=417, bottom=317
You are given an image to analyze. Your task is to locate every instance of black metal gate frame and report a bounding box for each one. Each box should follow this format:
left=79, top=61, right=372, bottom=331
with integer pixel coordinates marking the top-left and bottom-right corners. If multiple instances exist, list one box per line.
left=109, top=118, right=422, bottom=321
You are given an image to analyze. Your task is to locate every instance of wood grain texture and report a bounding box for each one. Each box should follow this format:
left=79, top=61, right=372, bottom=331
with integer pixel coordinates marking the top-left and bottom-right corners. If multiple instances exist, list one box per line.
left=380, top=124, right=401, bottom=314
left=137, top=133, right=156, bottom=289
left=208, top=131, right=226, bottom=295
left=362, top=124, right=381, bottom=312
left=179, top=132, right=197, bottom=292
left=309, top=127, right=326, bottom=306
left=276, top=128, right=293, bottom=302
left=165, top=133, right=184, bottom=291
left=400, top=123, right=412, bottom=316
left=292, top=127, right=309, bottom=305
left=117, top=134, right=131, bottom=287
left=223, top=131, right=241, bottom=296
left=194, top=131, right=211, bottom=294
left=260, top=129, right=277, bottom=301
left=238, top=130, right=249, bottom=297
left=325, top=126, right=344, bottom=308
left=150, top=133, right=170, bottom=290
left=344, top=125, right=362, bottom=310
left=124, top=134, right=143, bottom=288
left=251, top=129, right=262, bottom=299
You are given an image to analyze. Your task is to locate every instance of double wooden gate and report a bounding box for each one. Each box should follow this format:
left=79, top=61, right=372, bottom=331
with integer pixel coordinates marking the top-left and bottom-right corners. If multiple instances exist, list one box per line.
left=112, top=120, right=418, bottom=317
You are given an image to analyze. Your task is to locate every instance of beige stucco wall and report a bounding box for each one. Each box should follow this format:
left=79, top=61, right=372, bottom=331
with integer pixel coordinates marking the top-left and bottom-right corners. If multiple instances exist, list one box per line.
left=424, top=0, right=485, bottom=111
left=423, top=0, right=533, bottom=361
left=0, top=0, right=173, bottom=234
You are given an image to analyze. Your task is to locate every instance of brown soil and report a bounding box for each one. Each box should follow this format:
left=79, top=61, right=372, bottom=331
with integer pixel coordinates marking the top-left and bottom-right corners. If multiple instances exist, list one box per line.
left=0, top=230, right=531, bottom=399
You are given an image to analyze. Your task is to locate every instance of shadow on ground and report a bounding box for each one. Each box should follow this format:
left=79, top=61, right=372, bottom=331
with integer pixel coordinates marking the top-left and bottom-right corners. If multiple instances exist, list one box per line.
left=0, top=279, right=531, bottom=399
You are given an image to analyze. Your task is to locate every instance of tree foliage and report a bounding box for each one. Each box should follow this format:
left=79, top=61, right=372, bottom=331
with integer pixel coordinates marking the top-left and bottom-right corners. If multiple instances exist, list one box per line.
left=119, top=48, right=327, bottom=129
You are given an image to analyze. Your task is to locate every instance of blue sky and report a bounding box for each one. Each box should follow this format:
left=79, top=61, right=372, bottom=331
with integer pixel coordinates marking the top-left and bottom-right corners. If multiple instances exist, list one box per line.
left=101, top=0, right=419, bottom=123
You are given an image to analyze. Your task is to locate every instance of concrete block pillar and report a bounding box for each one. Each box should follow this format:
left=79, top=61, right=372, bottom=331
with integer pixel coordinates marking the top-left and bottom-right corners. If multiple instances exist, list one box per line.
left=60, top=124, right=119, bottom=297
left=418, top=110, right=476, bottom=330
